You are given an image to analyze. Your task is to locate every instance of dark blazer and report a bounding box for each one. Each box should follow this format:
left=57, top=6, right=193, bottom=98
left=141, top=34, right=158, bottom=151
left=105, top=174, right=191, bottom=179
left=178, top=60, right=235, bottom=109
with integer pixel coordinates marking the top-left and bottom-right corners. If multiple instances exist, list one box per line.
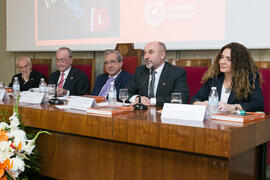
left=126, top=62, right=189, bottom=106
left=9, top=70, right=45, bottom=91
left=49, top=67, right=90, bottom=96
left=190, top=73, right=264, bottom=112
left=91, top=70, right=133, bottom=100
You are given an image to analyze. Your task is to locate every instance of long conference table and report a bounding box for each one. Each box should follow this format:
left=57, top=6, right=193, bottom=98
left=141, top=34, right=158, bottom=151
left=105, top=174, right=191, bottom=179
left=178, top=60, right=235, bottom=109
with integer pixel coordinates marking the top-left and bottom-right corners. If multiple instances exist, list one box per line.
left=0, top=100, right=269, bottom=180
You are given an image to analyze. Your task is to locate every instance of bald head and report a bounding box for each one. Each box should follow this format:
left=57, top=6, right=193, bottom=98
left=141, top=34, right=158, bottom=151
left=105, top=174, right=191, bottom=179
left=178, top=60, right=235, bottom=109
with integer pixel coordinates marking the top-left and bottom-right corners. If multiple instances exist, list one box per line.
left=16, top=57, right=32, bottom=74
left=144, top=41, right=167, bottom=69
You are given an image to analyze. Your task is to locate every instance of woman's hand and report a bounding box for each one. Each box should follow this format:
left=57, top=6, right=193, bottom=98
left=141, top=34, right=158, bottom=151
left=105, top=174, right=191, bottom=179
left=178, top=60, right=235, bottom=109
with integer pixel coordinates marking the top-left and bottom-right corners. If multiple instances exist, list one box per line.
left=193, top=101, right=209, bottom=106
left=218, top=102, right=242, bottom=111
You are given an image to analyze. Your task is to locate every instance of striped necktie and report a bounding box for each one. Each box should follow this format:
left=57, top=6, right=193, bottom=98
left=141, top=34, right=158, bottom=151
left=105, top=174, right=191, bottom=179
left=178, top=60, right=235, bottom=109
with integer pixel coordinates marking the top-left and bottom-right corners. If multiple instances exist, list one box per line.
left=98, top=77, right=115, bottom=97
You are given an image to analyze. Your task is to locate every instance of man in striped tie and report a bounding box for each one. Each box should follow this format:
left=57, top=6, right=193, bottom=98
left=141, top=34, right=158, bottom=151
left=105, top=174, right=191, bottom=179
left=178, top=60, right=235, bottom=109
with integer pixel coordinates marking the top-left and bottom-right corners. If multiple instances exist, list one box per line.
left=91, top=50, right=133, bottom=100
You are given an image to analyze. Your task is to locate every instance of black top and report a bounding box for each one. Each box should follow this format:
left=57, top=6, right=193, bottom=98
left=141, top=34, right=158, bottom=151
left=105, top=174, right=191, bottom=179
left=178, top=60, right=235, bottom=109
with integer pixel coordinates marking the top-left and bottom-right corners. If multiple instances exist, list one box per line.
left=9, top=70, right=46, bottom=91
left=190, top=73, right=264, bottom=112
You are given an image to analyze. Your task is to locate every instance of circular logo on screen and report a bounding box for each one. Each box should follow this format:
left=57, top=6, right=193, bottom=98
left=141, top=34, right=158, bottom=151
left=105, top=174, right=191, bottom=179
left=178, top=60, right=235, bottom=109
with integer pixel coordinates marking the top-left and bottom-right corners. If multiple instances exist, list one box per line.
left=144, top=0, right=165, bottom=27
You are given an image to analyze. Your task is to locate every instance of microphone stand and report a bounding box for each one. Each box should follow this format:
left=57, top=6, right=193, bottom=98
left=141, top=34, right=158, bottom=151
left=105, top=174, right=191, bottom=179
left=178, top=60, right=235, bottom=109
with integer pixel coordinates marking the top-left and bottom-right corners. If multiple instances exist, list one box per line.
left=48, top=83, right=64, bottom=105
left=133, top=91, right=148, bottom=110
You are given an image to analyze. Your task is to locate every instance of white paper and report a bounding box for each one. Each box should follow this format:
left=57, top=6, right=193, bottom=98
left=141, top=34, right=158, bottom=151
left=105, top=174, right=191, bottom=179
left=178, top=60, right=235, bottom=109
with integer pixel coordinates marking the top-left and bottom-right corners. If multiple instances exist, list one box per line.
left=161, top=103, right=206, bottom=122
left=0, top=89, right=10, bottom=101
left=161, top=118, right=205, bottom=127
left=66, top=96, right=95, bottom=111
left=96, top=101, right=125, bottom=107
left=55, top=105, right=70, bottom=109
left=20, top=91, right=46, bottom=104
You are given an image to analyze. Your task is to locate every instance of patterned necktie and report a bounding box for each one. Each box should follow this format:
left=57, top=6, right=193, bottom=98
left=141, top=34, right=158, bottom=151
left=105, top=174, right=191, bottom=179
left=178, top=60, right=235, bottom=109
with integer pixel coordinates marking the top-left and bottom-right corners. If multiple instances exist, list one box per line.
left=98, top=77, right=115, bottom=97
left=58, top=72, right=65, bottom=88
left=149, top=70, right=156, bottom=98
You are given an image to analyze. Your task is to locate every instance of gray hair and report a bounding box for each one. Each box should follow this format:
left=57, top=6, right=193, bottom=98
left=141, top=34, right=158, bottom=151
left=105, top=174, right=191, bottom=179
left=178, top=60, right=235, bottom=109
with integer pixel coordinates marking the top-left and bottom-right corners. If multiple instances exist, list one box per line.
left=158, top=41, right=167, bottom=53
left=57, top=47, right=73, bottom=58
left=104, top=50, right=123, bottom=62
left=16, top=56, right=32, bottom=66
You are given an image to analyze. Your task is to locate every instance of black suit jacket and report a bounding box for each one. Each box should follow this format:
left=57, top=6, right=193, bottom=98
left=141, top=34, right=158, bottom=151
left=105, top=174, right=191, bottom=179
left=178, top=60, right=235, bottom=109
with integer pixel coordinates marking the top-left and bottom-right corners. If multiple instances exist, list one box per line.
left=127, top=62, right=189, bottom=106
left=91, top=70, right=132, bottom=100
left=9, top=70, right=45, bottom=91
left=190, top=73, right=264, bottom=112
left=49, top=67, right=90, bottom=96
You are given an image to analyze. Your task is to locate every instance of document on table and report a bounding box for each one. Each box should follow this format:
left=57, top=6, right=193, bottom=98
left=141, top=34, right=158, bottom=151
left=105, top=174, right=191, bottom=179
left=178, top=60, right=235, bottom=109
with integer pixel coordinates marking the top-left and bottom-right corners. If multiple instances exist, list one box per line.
left=161, top=103, right=206, bottom=122
left=56, top=96, right=95, bottom=111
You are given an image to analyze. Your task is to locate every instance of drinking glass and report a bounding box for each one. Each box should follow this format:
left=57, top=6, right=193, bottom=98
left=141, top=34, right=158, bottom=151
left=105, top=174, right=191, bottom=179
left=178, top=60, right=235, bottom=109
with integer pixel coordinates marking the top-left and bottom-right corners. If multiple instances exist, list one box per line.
left=119, top=89, right=129, bottom=106
left=0, top=82, right=3, bottom=89
left=47, top=84, right=56, bottom=98
left=171, top=93, right=182, bottom=104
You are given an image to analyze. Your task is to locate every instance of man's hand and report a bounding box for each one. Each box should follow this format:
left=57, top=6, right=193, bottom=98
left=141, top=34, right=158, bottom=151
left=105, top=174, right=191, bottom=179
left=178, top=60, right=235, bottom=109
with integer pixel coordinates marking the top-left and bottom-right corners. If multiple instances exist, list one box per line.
left=131, top=96, right=151, bottom=106
left=22, top=70, right=31, bottom=82
left=56, top=88, right=67, bottom=96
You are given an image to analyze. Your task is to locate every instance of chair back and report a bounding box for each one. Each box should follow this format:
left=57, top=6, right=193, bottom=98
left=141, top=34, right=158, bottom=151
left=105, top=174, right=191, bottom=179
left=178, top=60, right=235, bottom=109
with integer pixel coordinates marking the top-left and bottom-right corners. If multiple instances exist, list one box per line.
left=255, top=61, right=270, bottom=165
left=115, top=43, right=142, bottom=74
left=72, top=58, right=95, bottom=92
left=168, top=59, right=211, bottom=102
left=255, top=61, right=270, bottom=113
left=255, top=61, right=270, bottom=69
left=31, top=58, right=52, bottom=82
left=169, top=58, right=211, bottom=67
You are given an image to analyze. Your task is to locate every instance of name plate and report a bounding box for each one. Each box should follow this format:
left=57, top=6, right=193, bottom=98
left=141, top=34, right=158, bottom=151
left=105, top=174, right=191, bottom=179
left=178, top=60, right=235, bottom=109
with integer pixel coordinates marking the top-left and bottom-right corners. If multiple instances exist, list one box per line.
left=0, top=89, right=10, bottom=101
left=20, top=91, right=46, bottom=104
left=67, top=96, right=96, bottom=111
left=161, top=103, right=206, bottom=122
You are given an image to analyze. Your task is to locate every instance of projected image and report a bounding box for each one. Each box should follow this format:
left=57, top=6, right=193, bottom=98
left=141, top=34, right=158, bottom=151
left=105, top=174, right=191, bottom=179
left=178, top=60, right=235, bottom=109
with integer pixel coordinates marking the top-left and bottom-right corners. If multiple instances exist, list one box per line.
left=122, top=0, right=226, bottom=42
left=35, top=0, right=225, bottom=47
left=36, top=0, right=120, bottom=41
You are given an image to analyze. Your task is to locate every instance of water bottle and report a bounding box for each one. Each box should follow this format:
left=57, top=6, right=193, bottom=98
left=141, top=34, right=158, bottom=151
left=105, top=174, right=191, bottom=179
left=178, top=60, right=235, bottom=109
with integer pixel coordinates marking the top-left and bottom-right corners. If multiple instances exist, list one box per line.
left=209, top=87, right=219, bottom=118
left=13, top=77, right=20, bottom=99
left=108, top=82, right=117, bottom=105
left=39, top=78, right=47, bottom=93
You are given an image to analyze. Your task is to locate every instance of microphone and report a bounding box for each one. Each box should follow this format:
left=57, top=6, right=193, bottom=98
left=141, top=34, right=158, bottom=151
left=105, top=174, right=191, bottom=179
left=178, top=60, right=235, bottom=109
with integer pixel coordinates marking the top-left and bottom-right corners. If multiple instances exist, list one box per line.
left=133, top=90, right=148, bottom=110
left=48, top=75, right=67, bottom=105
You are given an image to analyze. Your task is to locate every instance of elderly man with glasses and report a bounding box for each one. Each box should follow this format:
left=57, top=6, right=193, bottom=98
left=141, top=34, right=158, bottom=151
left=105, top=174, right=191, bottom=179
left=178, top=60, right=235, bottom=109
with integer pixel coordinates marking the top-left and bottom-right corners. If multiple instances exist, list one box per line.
left=91, top=50, right=133, bottom=100
left=9, top=56, right=46, bottom=91
left=49, top=47, right=90, bottom=96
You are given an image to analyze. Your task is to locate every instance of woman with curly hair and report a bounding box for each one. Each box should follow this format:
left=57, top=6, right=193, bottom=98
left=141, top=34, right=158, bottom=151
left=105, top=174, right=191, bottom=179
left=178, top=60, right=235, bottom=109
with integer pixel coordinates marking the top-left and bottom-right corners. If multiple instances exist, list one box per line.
left=191, top=42, right=264, bottom=112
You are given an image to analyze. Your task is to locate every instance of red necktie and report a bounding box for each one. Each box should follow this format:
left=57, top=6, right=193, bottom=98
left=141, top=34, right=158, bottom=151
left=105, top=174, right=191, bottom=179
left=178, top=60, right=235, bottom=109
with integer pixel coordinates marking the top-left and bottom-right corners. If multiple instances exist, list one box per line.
left=58, top=72, right=65, bottom=88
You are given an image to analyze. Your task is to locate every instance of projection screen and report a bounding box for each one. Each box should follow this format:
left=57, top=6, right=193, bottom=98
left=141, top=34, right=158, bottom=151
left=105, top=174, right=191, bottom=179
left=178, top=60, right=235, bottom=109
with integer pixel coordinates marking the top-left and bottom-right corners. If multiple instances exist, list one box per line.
left=6, top=0, right=270, bottom=51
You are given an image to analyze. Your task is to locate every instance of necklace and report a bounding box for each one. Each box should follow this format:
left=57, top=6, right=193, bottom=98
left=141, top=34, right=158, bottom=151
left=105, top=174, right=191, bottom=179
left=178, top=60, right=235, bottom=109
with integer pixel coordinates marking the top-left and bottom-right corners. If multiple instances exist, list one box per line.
left=224, top=79, right=231, bottom=93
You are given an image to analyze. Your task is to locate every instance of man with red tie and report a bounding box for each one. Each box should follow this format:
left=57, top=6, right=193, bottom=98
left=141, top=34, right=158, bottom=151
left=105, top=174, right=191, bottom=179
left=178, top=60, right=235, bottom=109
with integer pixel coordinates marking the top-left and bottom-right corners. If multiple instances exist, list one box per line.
left=49, top=47, right=90, bottom=96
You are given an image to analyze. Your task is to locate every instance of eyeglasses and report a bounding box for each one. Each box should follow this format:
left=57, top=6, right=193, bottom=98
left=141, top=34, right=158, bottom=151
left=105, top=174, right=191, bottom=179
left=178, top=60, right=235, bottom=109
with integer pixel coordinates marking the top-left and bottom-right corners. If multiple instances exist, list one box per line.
left=104, top=60, right=119, bottom=65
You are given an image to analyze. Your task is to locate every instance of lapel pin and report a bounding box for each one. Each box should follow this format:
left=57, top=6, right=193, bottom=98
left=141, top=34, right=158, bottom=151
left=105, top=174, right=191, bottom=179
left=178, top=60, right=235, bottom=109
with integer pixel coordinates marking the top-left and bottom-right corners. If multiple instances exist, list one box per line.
left=163, top=82, right=166, bottom=86
left=70, top=77, right=74, bottom=80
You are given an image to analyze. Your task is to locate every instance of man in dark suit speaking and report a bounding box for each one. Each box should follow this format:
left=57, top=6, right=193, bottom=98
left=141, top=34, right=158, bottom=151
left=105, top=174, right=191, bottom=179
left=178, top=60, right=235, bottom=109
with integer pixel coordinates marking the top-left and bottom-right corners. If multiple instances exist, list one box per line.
left=127, top=41, right=189, bottom=106
left=49, top=47, right=90, bottom=96
left=91, top=50, right=132, bottom=100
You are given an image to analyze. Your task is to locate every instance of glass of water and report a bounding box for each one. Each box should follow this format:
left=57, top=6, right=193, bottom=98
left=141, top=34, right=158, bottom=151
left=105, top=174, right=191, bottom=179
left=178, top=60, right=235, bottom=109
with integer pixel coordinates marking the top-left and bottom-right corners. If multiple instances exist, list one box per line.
left=0, top=82, right=3, bottom=89
left=47, top=84, right=56, bottom=98
left=119, top=89, right=129, bottom=106
left=171, top=93, right=182, bottom=104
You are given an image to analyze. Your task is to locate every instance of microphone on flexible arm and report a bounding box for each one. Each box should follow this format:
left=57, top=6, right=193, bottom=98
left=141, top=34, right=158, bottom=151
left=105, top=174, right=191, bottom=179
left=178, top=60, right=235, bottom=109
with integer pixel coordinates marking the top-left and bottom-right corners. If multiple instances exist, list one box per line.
left=48, top=77, right=66, bottom=105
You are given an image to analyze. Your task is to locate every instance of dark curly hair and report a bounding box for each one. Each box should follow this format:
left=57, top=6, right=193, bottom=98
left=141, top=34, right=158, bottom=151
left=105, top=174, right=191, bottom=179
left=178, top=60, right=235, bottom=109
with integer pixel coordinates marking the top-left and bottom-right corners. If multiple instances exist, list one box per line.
left=202, top=42, right=262, bottom=100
